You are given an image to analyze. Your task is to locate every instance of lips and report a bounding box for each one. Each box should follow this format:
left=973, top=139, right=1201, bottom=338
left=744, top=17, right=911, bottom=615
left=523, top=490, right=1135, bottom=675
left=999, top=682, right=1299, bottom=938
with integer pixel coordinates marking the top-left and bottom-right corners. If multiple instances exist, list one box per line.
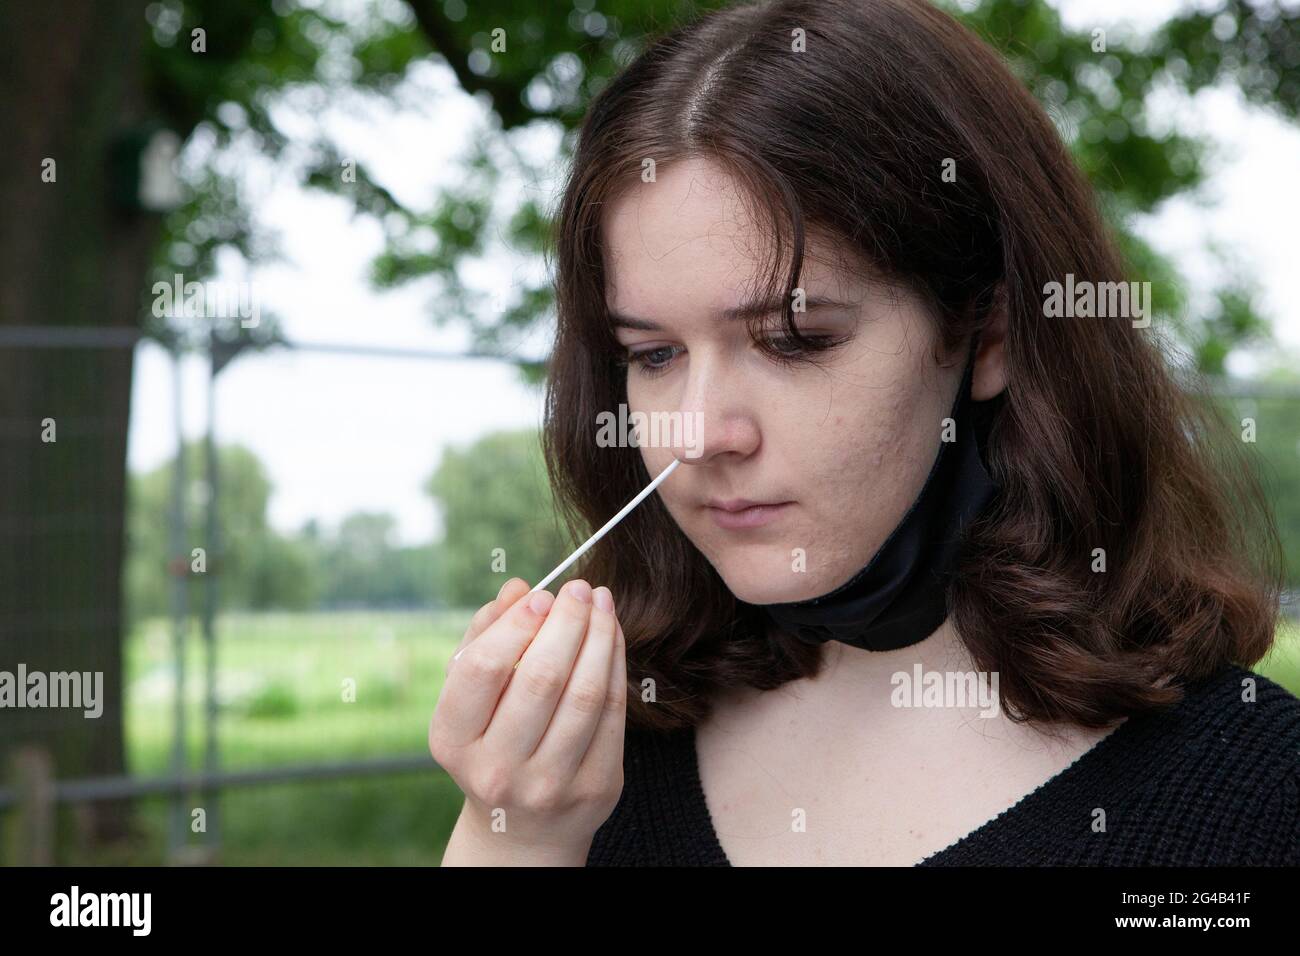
left=706, top=498, right=788, bottom=512
left=704, top=499, right=795, bottom=530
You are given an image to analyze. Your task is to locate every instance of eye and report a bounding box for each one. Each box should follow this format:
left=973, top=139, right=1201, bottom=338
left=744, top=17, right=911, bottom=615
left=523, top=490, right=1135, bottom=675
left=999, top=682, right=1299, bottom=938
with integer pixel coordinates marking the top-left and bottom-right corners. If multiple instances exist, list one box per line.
left=765, top=335, right=806, bottom=355
left=616, top=333, right=844, bottom=378
left=620, top=345, right=681, bottom=377
left=762, top=332, right=841, bottom=364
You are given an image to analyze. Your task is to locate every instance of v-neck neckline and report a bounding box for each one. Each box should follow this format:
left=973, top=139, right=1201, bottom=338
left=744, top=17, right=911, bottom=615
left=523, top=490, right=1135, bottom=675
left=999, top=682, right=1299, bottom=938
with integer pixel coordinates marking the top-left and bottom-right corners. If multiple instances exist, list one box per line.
left=680, top=709, right=1138, bottom=867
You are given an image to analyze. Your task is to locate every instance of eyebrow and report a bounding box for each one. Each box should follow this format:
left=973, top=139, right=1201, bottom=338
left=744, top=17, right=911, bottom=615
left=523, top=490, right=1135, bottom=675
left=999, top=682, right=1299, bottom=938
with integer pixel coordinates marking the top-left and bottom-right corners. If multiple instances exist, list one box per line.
left=609, top=295, right=857, bottom=332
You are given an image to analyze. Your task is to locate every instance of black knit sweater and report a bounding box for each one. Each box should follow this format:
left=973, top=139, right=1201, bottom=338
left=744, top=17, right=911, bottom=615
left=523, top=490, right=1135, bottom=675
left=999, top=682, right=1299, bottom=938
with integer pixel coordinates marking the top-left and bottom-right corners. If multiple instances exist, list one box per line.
left=585, top=663, right=1300, bottom=865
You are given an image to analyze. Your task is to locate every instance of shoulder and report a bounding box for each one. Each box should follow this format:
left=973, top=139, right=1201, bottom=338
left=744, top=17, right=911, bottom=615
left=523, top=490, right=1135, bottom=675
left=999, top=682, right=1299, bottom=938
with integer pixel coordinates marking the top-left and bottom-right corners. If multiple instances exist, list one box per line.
left=927, top=663, right=1300, bottom=866
left=1159, top=664, right=1300, bottom=775
left=1107, top=664, right=1300, bottom=864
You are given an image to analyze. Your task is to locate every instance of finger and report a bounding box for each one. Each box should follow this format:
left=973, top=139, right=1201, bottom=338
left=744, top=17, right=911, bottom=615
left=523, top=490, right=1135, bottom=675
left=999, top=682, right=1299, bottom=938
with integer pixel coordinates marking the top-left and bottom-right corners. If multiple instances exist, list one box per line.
left=450, top=577, right=531, bottom=668
left=529, top=586, right=618, bottom=777
left=434, top=588, right=556, bottom=745
left=486, top=579, right=595, bottom=760
left=447, top=606, right=494, bottom=675
left=578, top=612, right=627, bottom=787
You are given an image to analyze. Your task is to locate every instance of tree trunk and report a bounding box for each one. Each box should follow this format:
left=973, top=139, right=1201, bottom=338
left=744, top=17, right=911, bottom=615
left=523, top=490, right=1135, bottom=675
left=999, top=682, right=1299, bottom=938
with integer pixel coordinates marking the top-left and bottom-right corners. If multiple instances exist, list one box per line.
left=0, top=0, right=156, bottom=848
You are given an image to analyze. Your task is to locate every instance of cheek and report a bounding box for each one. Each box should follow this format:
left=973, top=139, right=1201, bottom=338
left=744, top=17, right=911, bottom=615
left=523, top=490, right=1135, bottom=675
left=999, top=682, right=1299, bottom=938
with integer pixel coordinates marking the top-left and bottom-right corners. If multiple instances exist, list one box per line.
left=821, top=385, right=915, bottom=482
left=804, top=382, right=939, bottom=555
left=859, top=388, right=914, bottom=468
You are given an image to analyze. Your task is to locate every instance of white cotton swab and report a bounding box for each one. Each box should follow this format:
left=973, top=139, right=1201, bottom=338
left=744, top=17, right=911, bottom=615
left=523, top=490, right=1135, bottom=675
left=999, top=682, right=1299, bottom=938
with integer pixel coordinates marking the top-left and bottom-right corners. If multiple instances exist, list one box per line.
left=451, top=458, right=680, bottom=664
left=531, top=457, right=680, bottom=592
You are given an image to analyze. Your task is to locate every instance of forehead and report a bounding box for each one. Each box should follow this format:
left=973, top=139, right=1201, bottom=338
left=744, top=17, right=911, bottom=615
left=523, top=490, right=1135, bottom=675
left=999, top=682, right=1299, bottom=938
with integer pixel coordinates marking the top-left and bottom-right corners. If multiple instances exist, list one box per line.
left=600, top=156, right=866, bottom=317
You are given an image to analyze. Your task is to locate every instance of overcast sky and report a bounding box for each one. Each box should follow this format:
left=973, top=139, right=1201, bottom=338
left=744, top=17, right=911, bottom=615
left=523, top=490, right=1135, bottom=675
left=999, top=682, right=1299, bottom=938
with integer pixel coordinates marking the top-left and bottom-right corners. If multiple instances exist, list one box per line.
left=126, top=0, right=1300, bottom=545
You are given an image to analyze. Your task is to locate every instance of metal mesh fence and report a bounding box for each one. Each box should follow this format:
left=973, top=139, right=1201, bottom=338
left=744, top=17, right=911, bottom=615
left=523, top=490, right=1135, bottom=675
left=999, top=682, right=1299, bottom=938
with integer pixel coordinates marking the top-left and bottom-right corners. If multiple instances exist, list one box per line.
left=2, top=327, right=1298, bottom=864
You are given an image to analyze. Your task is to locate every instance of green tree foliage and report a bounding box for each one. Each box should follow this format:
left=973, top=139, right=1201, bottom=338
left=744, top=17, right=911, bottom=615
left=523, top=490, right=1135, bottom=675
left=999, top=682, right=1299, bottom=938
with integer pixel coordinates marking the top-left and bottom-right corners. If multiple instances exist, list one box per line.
left=124, top=441, right=318, bottom=621
left=313, top=512, right=436, bottom=608
left=126, top=447, right=437, bottom=616
left=1213, top=393, right=1300, bottom=586
left=427, top=429, right=572, bottom=607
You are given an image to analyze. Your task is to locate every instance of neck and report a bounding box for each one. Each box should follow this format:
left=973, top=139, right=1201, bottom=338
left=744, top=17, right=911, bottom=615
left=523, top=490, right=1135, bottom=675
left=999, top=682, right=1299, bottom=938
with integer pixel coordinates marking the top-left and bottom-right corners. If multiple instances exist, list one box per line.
left=770, top=614, right=975, bottom=704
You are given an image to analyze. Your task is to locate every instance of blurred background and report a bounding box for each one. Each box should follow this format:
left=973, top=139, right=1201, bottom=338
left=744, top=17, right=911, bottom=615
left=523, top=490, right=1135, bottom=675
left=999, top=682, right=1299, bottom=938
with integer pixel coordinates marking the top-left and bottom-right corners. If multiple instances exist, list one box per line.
left=1, top=0, right=1299, bottom=865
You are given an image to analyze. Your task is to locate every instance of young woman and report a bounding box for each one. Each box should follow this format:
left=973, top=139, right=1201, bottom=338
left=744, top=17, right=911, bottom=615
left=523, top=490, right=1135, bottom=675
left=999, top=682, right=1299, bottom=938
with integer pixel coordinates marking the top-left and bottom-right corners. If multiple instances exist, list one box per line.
left=432, top=0, right=1299, bottom=866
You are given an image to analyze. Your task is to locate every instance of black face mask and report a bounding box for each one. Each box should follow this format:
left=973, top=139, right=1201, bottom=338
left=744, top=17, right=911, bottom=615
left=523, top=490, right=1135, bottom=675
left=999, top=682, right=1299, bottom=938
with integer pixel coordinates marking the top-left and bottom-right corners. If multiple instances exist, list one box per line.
left=752, top=339, right=1002, bottom=652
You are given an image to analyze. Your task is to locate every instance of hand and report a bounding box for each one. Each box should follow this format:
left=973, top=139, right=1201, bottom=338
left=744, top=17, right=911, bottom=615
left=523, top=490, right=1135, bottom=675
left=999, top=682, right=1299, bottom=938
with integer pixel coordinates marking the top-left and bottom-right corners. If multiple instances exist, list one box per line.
left=431, top=577, right=627, bottom=864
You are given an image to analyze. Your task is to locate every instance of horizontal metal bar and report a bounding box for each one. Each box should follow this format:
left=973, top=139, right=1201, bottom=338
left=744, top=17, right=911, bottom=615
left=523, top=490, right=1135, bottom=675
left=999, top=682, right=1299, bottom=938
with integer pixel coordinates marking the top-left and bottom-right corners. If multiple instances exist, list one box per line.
left=0, top=326, right=541, bottom=365
left=0, top=754, right=439, bottom=811
left=1200, top=380, right=1300, bottom=399
left=277, top=340, right=537, bottom=364
left=0, top=327, right=145, bottom=348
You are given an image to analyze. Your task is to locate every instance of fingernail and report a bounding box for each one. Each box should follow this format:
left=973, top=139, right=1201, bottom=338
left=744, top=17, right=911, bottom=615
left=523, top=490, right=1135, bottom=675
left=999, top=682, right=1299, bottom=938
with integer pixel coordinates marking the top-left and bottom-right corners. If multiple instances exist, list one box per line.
left=565, top=580, right=592, bottom=604
left=497, top=579, right=512, bottom=601
left=593, top=586, right=614, bottom=613
left=528, top=590, right=553, bottom=615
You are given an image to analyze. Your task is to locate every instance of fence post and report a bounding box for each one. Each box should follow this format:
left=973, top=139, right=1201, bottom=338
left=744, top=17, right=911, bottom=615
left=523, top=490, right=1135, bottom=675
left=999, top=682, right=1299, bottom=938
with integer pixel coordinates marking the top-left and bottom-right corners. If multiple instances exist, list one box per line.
left=6, top=746, right=55, bottom=865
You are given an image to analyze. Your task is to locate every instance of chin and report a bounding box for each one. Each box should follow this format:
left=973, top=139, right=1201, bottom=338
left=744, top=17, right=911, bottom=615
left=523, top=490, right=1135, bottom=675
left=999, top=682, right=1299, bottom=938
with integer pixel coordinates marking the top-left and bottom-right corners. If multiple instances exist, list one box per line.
left=713, top=553, right=841, bottom=606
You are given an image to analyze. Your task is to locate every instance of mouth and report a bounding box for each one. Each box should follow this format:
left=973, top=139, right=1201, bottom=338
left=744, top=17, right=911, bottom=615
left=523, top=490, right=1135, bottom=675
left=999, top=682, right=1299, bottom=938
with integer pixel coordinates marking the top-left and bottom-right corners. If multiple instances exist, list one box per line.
left=704, top=499, right=795, bottom=530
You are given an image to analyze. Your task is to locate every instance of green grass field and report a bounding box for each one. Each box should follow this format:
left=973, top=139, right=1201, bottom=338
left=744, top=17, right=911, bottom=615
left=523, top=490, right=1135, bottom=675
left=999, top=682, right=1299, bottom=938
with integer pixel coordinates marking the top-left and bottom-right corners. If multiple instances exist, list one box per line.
left=96, top=609, right=465, bottom=865
left=124, top=609, right=461, bottom=773
left=49, top=612, right=1300, bottom=865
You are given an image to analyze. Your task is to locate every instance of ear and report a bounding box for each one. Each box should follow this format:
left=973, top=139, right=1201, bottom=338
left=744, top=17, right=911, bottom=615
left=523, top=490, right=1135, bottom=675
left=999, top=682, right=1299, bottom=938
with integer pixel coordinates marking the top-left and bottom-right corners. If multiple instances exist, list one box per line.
left=971, top=283, right=1008, bottom=402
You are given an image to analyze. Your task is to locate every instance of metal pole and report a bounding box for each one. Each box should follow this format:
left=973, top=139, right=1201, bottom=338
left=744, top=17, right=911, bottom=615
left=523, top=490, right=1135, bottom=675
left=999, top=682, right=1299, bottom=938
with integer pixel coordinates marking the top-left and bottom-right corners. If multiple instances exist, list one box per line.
left=167, top=348, right=190, bottom=857
left=201, top=344, right=220, bottom=851
left=0, top=755, right=437, bottom=810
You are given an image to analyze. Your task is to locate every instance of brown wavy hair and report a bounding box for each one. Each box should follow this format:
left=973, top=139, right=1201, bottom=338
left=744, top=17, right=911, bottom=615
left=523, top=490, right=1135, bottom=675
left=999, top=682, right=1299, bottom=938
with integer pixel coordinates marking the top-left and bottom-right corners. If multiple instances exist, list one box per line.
left=539, top=0, right=1284, bottom=733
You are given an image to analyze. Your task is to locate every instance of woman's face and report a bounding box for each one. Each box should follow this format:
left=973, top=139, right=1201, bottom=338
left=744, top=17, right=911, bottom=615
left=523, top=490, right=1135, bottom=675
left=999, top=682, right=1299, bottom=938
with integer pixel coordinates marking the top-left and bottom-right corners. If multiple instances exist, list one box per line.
left=603, top=156, right=966, bottom=605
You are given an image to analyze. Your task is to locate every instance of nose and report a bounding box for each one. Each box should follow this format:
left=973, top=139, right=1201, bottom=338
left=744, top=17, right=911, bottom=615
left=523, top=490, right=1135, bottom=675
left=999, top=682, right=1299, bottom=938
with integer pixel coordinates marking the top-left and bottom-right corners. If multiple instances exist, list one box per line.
left=669, top=351, right=760, bottom=465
